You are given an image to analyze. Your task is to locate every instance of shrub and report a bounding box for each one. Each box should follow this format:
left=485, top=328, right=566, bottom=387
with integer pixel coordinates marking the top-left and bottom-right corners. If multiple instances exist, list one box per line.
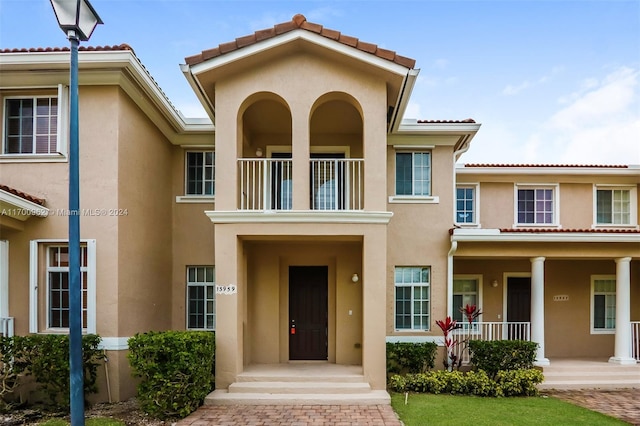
left=127, top=331, right=215, bottom=419
left=496, top=369, right=544, bottom=397
left=386, top=342, right=437, bottom=374
left=11, top=334, right=103, bottom=409
left=468, top=340, right=538, bottom=378
left=389, top=368, right=543, bottom=397
left=0, top=336, right=20, bottom=412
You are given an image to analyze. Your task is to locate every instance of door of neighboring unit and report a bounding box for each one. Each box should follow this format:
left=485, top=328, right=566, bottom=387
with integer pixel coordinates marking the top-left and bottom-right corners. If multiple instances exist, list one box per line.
left=289, top=266, right=328, bottom=360
left=507, top=277, right=531, bottom=340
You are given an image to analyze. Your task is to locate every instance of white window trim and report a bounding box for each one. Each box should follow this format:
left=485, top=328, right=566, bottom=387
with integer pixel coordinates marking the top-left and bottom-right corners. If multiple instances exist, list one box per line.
left=0, top=84, right=68, bottom=163
left=185, top=265, right=216, bottom=331
left=29, top=239, right=96, bottom=334
left=183, top=150, right=215, bottom=198
left=590, top=274, right=616, bottom=335
left=393, top=266, right=431, bottom=332
left=513, top=183, right=560, bottom=228
left=592, top=184, right=638, bottom=229
left=392, top=149, right=434, bottom=203
left=454, top=183, right=480, bottom=227
left=452, top=274, right=483, bottom=318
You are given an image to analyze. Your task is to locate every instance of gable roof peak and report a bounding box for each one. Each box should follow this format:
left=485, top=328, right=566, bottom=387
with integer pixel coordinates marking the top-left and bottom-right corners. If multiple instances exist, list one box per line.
left=184, top=14, right=416, bottom=69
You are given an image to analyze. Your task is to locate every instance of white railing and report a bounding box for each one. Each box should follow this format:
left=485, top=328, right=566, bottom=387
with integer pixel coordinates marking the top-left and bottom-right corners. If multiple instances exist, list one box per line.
left=632, top=321, right=640, bottom=361
left=310, top=159, right=363, bottom=210
left=452, top=321, right=531, bottom=364
left=239, top=159, right=293, bottom=211
left=0, top=317, right=14, bottom=337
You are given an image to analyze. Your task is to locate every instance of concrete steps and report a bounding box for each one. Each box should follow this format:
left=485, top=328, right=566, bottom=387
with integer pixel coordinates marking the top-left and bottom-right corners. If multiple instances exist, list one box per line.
left=539, top=359, right=640, bottom=390
left=205, top=363, right=391, bottom=405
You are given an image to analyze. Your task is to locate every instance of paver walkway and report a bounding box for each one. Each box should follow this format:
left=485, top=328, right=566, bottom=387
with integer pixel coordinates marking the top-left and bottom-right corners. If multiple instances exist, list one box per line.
left=546, top=389, right=640, bottom=425
left=176, top=404, right=402, bottom=426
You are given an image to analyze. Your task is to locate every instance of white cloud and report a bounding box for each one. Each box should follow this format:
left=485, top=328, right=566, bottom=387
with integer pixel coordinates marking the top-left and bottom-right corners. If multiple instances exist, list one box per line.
left=502, top=66, right=563, bottom=96
left=502, top=81, right=531, bottom=96
left=525, top=66, right=640, bottom=165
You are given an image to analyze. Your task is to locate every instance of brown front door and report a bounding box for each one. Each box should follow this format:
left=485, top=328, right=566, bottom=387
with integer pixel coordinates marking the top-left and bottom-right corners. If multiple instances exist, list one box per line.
left=289, top=266, right=328, bottom=360
left=507, top=277, right=531, bottom=339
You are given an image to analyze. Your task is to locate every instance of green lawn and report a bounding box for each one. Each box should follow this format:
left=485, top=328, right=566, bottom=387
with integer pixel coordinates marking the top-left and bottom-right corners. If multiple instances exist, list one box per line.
left=391, top=393, right=627, bottom=426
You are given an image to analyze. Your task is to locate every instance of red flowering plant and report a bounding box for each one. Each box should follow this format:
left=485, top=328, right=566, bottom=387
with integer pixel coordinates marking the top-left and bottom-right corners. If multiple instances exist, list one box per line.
left=435, top=316, right=462, bottom=371
left=458, top=303, right=483, bottom=365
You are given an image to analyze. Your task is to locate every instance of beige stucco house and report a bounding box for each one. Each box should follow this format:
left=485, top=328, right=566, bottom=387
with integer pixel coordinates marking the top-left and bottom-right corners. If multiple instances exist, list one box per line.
left=1, top=14, right=638, bottom=403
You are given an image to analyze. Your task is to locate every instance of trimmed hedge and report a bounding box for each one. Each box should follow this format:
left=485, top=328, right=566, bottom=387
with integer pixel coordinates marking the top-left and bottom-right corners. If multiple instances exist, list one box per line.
left=6, top=334, right=103, bottom=409
left=386, top=342, right=437, bottom=374
left=389, top=368, right=544, bottom=397
left=468, top=340, right=538, bottom=378
left=127, top=331, right=215, bottom=419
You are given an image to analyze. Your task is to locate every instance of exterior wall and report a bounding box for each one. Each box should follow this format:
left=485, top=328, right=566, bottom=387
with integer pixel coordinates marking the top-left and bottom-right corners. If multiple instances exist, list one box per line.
left=386, top=145, right=456, bottom=336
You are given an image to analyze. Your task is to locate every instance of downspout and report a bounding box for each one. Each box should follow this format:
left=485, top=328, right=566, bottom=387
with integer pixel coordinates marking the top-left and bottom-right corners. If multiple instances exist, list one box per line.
left=447, top=240, right=458, bottom=318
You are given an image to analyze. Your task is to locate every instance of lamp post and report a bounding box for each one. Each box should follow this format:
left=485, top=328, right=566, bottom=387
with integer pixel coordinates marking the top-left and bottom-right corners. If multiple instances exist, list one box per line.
left=49, top=1, right=102, bottom=425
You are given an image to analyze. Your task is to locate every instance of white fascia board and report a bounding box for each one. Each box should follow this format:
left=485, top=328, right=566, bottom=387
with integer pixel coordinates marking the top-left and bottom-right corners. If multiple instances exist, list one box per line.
left=456, top=166, right=640, bottom=179
left=0, top=190, right=48, bottom=220
left=205, top=210, right=393, bottom=224
left=189, top=30, right=410, bottom=77
left=389, top=68, right=420, bottom=133
left=451, top=228, right=640, bottom=243
left=396, top=120, right=481, bottom=135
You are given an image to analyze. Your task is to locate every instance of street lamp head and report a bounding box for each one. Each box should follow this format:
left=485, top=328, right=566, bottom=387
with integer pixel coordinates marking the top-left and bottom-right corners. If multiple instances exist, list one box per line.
left=50, top=0, right=103, bottom=41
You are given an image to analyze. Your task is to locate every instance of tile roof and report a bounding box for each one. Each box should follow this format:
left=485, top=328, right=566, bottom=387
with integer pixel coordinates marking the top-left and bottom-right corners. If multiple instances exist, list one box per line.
left=418, top=119, right=476, bottom=124
left=0, top=184, right=45, bottom=206
left=463, top=164, right=628, bottom=168
left=499, top=228, right=640, bottom=234
left=0, top=44, right=134, bottom=54
left=184, top=14, right=416, bottom=69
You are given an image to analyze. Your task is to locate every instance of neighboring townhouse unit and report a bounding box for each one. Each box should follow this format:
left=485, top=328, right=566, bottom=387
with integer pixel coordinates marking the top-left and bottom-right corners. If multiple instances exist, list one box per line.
left=0, top=14, right=638, bottom=403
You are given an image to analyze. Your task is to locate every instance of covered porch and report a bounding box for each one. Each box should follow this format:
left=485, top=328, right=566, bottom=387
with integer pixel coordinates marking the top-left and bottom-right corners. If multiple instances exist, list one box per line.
left=450, top=228, right=640, bottom=366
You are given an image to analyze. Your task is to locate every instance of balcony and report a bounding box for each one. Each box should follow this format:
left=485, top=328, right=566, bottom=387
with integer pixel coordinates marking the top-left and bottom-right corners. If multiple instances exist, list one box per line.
left=238, top=158, right=364, bottom=211
left=632, top=321, right=640, bottom=361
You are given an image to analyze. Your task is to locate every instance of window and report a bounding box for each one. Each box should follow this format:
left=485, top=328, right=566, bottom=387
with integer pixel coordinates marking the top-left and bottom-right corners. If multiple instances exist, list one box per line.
left=396, top=152, right=431, bottom=196
left=394, top=266, right=430, bottom=330
left=4, top=97, right=58, bottom=154
left=591, top=277, right=615, bottom=333
left=516, top=186, right=556, bottom=225
left=453, top=278, right=479, bottom=323
left=29, top=240, right=96, bottom=333
left=186, top=151, right=214, bottom=195
left=596, top=188, right=631, bottom=225
left=456, top=186, right=477, bottom=224
left=187, top=266, right=215, bottom=330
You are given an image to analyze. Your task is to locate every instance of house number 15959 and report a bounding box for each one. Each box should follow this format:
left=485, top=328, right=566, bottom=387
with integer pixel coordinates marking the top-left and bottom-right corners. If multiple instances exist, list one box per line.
left=216, top=285, right=237, bottom=295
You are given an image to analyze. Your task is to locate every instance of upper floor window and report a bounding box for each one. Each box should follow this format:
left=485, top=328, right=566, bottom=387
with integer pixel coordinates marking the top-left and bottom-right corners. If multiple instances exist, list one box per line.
left=394, top=266, right=430, bottom=331
left=186, top=266, right=215, bottom=330
left=515, top=185, right=557, bottom=226
left=595, top=187, right=633, bottom=226
left=396, top=152, right=431, bottom=196
left=3, top=97, right=58, bottom=154
left=456, top=185, right=477, bottom=225
left=186, top=151, right=214, bottom=195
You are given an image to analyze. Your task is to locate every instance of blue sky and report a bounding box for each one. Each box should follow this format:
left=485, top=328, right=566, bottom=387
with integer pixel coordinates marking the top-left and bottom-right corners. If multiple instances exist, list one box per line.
left=1, top=0, right=638, bottom=165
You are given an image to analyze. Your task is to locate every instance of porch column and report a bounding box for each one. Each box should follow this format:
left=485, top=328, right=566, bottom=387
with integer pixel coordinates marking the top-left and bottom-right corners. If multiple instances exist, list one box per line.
left=530, top=257, right=549, bottom=366
left=609, top=257, right=635, bottom=364
left=362, top=227, right=387, bottom=390
left=214, top=227, right=244, bottom=388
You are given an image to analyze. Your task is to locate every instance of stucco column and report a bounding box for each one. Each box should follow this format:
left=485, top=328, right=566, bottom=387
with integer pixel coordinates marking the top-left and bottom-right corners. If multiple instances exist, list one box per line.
left=530, top=257, right=549, bottom=366
left=291, top=108, right=310, bottom=210
left=609, top=257, right=635, bottom=364
left=214, top=226, right=243, bottom=388
left=362, top=226, right=387, bottom=390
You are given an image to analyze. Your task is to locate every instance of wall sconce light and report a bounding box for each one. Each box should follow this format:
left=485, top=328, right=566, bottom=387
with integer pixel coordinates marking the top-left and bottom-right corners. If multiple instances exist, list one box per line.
left=351, top=273, right=359, bottom=283
left=255, top=147, right=263, bottom=157
left=491, top=280, right=498, bottom=288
